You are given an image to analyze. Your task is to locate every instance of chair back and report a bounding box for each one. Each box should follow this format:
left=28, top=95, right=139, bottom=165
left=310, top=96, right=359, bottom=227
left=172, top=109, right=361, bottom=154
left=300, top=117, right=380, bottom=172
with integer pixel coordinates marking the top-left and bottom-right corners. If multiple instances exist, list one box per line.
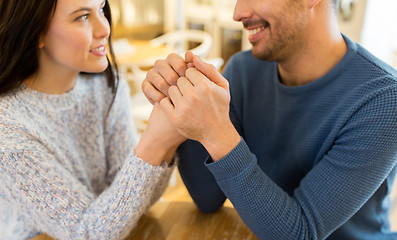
left=150, top=29, right=213, bottom=59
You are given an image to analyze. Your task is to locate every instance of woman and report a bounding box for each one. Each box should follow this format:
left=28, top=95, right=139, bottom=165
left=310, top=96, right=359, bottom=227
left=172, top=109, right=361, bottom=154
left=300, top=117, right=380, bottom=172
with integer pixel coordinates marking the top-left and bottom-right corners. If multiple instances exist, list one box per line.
left=0, top=0, right=186, bottom=239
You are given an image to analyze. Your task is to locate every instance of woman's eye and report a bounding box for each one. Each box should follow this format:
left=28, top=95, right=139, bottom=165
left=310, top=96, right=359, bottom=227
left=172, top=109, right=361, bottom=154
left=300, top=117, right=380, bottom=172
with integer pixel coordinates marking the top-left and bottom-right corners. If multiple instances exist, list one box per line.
left=76, top=14, right=89, bottom=22
left=100, top=7, right=105, bottom=16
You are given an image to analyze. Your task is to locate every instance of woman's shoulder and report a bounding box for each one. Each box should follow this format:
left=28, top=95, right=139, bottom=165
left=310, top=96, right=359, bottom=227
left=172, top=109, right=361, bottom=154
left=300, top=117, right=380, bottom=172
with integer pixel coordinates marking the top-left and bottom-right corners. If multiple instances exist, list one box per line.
left=0, top=95, right=37, bottom=152
left=0, top=91, right=22, bottom=120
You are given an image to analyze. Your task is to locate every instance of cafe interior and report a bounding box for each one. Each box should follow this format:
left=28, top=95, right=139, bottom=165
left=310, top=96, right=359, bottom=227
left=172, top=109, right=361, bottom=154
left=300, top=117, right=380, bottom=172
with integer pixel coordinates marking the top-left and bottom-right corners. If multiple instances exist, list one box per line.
left=34, top=0, right=397, bottom=239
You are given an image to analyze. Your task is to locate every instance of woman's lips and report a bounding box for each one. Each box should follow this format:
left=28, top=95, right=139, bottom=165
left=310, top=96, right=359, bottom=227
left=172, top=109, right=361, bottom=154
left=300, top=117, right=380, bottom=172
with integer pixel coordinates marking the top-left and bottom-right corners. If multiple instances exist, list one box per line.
left=89, top=45, right=107, bottom=56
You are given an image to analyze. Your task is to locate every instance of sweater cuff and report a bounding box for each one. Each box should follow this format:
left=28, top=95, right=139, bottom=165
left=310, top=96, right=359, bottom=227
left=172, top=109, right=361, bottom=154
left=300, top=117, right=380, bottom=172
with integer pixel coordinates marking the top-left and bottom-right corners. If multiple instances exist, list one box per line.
left=205, top=138, right=256, bottom=180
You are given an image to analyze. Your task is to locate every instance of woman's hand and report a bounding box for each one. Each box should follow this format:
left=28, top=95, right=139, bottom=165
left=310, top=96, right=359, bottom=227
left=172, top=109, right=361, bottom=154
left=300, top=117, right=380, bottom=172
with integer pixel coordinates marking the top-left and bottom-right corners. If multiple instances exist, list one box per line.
left=142, top=53, right=187, bottom=104
left=135, top=103, right=186, bottom=166
left=142, top=52, right=195, bottom=104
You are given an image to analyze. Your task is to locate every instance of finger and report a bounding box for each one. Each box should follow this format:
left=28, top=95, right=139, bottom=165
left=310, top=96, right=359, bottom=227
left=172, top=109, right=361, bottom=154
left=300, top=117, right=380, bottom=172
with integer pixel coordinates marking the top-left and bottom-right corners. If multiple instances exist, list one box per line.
left=142, top=80, right=167, bottom=104
left=176, top=77, right=194, bottom=96
left=160, top=96, right=175, bottom=115
left=166, top=53, right=189, bottom=78
left=185, top=67, right=217, bottom=92
left=168, top=85, right=184, bottom=107
left=185, top=51, right=194, bottom=68
left=154, top=59, right=180, bottom=86
left=187, top=62, right=195, bottom=69
left=192, top=55, right=229, bottom=89
left=145, top=68, right=171, bottom=96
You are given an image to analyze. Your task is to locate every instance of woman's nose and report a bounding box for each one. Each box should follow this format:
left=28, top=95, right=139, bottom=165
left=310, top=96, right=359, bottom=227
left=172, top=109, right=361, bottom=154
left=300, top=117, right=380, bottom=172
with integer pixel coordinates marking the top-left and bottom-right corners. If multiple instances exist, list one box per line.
left=94, top=16, right=110, bottom=39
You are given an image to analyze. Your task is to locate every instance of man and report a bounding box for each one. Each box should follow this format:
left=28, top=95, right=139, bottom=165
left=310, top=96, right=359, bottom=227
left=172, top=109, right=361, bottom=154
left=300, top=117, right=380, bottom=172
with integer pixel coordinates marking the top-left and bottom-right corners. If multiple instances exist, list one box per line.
left=142, top=0, right=397, bottom=239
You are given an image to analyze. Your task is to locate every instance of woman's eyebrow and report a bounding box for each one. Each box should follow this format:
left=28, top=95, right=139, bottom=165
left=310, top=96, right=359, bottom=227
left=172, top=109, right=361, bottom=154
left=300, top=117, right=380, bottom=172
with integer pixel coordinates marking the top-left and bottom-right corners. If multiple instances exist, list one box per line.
left=69, top=7, right=91, bottom=15
left=69, top=1, right=106, bottom=15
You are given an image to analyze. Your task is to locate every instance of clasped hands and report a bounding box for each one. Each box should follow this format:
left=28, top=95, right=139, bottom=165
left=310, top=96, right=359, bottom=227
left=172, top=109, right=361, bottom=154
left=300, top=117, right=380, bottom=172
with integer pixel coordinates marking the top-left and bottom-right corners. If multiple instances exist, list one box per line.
left=143, top=51, right=241, bottom=161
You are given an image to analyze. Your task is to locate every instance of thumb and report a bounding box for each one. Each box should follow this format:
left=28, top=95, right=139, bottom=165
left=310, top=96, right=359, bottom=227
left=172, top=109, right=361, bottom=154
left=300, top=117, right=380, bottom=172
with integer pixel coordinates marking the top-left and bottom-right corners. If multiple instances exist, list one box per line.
left=159, top=96, right=175, bottom=120
left=192, top=55, right=228, bottom=89
left=185, top=51, right=195, bottom=68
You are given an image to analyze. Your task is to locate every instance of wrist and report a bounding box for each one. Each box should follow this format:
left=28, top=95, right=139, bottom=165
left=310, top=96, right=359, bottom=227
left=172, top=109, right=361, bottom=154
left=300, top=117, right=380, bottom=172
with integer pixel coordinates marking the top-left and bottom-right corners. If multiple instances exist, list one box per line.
left=164, top=144, right=179, bottom=164
left=135, top=131, right=183, bottom=166
left=135, top=131, right=173, bottom=165
left=202, top=127, right=241, bottom=161
left=135, top=139, right=167, bottom=166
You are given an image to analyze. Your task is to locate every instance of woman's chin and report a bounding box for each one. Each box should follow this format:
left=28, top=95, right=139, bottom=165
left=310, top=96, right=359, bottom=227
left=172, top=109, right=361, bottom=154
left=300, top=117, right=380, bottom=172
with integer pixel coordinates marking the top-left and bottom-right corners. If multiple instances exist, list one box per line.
left=85, top=62, right=110, bottom=73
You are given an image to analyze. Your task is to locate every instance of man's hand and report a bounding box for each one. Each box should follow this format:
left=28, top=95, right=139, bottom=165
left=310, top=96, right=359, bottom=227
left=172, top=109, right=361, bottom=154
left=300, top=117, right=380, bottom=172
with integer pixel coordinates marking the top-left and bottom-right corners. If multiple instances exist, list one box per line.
left=160, top=55, right=241, bottom=161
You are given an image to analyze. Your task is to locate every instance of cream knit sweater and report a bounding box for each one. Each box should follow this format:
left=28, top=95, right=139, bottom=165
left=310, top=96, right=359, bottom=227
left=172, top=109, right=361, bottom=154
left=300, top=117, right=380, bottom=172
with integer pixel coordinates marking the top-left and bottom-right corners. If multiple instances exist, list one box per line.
left=0, top=75, right=174, bottom=240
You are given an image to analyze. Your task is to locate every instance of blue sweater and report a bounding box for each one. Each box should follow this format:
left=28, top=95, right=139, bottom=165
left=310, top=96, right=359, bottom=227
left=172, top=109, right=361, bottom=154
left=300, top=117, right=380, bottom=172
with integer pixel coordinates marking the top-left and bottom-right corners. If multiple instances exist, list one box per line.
left=177, top=36, right=397, bottom=239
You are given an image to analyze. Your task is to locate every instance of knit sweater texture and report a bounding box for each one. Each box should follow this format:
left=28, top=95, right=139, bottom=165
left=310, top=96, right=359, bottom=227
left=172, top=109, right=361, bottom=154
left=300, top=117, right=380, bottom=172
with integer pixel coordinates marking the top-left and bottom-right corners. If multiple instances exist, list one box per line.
left=0, top=75, right=174, bottom=240
left=177, top=36, right=397, bottom=239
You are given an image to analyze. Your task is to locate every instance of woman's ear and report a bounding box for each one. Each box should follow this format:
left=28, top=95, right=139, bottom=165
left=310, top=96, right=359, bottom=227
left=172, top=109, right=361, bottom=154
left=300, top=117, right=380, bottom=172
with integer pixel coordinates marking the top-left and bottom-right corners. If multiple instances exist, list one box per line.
left=38, top=36, right=45, bottom=48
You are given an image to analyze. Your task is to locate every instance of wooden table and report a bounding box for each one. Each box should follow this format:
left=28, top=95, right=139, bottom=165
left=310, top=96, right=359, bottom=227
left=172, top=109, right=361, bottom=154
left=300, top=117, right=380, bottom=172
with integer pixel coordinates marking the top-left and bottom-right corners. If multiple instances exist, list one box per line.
left=127, top=201, right=258, bottom=240
left=32, top=201, right=258, bottom=240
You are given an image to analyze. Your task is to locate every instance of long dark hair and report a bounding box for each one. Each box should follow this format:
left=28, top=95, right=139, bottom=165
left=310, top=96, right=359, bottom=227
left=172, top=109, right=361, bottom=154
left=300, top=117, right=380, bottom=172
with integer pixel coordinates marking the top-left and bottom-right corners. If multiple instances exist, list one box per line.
left=0, top=0, right=119, bottom=95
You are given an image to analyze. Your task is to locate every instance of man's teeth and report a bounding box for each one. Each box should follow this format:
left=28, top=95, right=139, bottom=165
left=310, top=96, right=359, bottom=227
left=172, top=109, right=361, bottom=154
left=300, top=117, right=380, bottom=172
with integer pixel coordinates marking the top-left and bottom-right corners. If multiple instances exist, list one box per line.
left=248, top=27, right=265, bottom=36
left=91, top=46, right=105, bottom=52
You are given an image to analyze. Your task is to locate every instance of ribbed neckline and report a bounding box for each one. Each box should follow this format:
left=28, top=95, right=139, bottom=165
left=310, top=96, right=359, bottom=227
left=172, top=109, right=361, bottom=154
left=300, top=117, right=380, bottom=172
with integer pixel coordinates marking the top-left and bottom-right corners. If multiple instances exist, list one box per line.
left=275, top=35, right=358, bottom=96
left=17, top=76, right=83, bottom=112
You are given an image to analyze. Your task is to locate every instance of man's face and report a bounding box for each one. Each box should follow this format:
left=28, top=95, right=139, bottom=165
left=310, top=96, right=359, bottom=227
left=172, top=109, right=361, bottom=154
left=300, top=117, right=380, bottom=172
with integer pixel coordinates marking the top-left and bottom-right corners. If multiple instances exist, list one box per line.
left=233, top=0, right=309, bottom=62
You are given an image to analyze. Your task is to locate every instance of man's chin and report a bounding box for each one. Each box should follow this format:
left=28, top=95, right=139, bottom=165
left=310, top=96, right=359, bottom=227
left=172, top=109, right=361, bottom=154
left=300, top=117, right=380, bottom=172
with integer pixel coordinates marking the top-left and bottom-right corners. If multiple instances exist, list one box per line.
left=252, top=48, right=271, bottom=61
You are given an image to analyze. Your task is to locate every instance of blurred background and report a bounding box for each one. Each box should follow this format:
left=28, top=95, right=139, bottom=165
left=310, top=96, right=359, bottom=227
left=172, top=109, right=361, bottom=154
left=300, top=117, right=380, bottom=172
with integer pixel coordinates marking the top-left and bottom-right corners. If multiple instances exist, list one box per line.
left=109, top=0, right=397, bottom=70
left=108, top=0, right=397, bottom=230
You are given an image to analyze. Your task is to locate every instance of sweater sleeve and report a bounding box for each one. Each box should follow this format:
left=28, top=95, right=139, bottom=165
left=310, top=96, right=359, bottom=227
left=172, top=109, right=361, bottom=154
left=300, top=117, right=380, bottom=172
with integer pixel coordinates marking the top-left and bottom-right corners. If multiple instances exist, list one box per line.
left=205, top=87, right=397, bottom=239
left=0, top=78, right=175, bottom=240
left=104, top=78, right=139, bottom=183
left=177, top=140, right=227, bottom=213
left=0, top=148, right=171, bottom=240
left=176, top=56, right=247, bottom=213
left=103, top=78, right=172, bottom=208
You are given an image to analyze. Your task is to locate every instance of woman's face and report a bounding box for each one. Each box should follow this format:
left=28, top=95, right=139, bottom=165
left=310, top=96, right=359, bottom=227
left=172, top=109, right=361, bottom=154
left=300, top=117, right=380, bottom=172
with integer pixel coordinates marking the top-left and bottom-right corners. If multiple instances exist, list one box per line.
left=39, top=0, right=110, bottom=75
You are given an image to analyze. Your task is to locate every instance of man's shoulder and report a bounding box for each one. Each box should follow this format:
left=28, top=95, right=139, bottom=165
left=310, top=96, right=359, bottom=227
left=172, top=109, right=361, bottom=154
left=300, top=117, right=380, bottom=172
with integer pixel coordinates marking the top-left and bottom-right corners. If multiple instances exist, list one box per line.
left=354, top=45, right=397, bottom=81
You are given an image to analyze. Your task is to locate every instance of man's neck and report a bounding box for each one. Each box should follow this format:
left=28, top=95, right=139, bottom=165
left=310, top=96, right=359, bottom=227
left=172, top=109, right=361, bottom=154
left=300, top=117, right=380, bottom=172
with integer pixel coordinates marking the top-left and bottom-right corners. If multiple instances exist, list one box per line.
left=278, top=32, right=347, bottom=86
left=278, top=3, right=348, bottom=87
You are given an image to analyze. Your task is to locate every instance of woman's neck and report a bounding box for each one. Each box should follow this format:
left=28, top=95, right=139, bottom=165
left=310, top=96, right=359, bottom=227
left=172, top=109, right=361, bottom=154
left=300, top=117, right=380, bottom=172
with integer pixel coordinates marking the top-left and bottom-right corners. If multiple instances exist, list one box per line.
left=24, top=68, right=78, bottom=94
